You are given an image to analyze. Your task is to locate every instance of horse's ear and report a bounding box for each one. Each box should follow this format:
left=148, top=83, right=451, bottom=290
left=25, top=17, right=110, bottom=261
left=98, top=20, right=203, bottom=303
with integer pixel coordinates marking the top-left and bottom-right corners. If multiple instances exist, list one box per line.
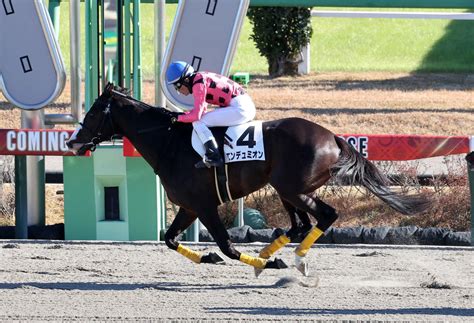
left=101, top=83, right=115, bottom=99
left=105, top=82, right=115, bottom=92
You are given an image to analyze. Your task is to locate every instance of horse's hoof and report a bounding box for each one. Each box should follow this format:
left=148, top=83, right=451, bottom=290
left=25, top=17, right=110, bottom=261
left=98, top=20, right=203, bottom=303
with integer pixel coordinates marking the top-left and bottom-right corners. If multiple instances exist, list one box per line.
left=201, top=252, right=224, bottom=264
left=295, top=254, right=309, bottom=276
left=296, top=262, right=309, bottom=276
left=254, top=268, right=264, bottom=278
left=265, top=258, right=288, bottom=269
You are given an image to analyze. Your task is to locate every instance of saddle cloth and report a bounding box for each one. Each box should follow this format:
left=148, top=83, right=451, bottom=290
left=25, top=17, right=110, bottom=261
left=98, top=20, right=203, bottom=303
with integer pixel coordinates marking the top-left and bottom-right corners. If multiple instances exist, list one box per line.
left=191, top=120, right=265, bottom=163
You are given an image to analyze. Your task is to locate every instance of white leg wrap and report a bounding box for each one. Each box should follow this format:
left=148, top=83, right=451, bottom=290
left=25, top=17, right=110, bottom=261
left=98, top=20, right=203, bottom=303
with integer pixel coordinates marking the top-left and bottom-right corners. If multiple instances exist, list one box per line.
left=295, top=254, right=309, bottom=277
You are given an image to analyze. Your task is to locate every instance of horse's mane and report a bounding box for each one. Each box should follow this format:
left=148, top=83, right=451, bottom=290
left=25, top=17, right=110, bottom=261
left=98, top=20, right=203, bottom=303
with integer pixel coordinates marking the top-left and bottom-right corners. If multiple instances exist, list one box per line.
left=106, top=83, right=178, bottom=119
left=108, top=83, right=131, bottom=95
left=104, top=83, right=192, bottom=133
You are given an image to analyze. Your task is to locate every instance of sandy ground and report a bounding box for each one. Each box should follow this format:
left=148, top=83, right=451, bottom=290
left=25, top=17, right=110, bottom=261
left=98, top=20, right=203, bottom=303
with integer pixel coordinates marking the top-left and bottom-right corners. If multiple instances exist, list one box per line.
left=0, top=241, right=472, bottom=322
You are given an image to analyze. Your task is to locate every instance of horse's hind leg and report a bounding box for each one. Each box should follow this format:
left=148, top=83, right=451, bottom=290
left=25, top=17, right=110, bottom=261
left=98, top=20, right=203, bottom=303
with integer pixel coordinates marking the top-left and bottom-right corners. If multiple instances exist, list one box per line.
left=280, top=192, right=339, bottom=276
left=298, top=193, right=339, bottom=233
left=198, top=208, right=288, bottom=271
left=254, top=200, right=313, bottom=277
left=164, top=207, right=224, bottom=265
left=286, top=203, right=313, bottom=241
left=257, top=199, right=312, bottom=261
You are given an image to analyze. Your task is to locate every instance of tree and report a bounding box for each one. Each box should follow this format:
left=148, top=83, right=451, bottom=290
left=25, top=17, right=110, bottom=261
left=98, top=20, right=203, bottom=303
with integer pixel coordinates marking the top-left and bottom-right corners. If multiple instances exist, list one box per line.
left=247, top=7, right=313, bottom=77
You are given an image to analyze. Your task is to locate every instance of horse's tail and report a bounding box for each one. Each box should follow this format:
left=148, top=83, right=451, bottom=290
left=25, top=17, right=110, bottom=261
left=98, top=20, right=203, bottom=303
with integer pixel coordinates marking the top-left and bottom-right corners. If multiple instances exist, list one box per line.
left=331, top=136, right=431, bottom=215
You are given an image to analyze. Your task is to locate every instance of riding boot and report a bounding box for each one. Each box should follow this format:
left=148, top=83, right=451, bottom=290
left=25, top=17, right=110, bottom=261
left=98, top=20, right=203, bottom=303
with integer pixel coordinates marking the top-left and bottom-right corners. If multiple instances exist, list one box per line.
left=195, top=139, right=224, bottom=169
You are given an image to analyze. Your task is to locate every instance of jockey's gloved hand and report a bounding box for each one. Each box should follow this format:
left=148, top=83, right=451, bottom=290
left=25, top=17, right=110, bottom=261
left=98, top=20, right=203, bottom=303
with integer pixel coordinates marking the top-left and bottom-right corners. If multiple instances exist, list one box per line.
left=169, top=111, right=184, bottom=124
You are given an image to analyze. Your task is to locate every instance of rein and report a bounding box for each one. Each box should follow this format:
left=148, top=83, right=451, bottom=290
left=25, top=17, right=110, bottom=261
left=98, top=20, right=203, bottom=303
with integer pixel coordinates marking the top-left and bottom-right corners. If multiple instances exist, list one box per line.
left=108, top=89, right=179, bottom=134
left=77, top=101, right=116, bottom=154
left=109, top=89, right=181, bottom=157
left=79, top=87, right=178, bottom=154
left=110, top=89, right=154, bottom=110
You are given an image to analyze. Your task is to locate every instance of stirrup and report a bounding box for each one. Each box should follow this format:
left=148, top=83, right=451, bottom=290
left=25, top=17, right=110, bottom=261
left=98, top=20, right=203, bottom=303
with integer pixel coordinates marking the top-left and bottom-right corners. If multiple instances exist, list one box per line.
left=195, top=159, right=211, bottom=169
left=195, top=139, right=223, bottom=169
left=195, top=157, right=223, bottom=169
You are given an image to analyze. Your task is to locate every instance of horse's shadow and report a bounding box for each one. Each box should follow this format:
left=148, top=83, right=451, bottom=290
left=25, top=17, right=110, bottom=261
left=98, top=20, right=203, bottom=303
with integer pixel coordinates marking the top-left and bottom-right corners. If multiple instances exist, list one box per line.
left=1, top=282, right=471, bottom=318
left=204, top=306, right=474, bottom=317
left=0, top=280, right=281, bottom=292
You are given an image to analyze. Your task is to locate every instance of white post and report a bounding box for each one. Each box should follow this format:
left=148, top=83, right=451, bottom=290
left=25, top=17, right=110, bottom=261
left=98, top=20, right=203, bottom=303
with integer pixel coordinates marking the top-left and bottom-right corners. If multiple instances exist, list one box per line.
left=155, top=0, right=166, bottom=108
left=154, top=0, right=167, bottom=240
left=237, top=198, right=245, bottom=226
left=70, top=0, right=82, bottom=123
left=193, top=220, right=200, bottom=242
left=298, top=44, right=310, bottom=75
left=21, top=110, right=45, bottom=226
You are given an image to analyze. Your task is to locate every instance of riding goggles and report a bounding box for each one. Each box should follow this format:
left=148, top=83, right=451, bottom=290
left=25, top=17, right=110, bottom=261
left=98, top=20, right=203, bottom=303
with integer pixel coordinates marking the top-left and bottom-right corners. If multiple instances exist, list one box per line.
left=173, top=82, right=183, bottom=91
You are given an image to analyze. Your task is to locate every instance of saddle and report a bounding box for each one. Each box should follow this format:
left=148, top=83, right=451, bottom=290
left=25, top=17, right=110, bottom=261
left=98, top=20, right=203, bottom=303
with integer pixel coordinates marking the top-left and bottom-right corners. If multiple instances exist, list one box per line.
left=191, top=121, right=265, bottom=164
left=191, top=121, right=265, bottom=204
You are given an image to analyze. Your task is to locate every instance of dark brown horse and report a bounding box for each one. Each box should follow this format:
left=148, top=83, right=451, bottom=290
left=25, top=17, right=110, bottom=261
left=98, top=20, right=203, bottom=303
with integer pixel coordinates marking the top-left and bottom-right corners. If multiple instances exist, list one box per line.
left=67, top=84, right=430, bottom=276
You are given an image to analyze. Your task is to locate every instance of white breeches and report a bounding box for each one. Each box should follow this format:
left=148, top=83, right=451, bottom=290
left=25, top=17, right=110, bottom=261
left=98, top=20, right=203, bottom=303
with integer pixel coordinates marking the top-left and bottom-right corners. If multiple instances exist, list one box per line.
left=193, top=94, right=256, bottom=143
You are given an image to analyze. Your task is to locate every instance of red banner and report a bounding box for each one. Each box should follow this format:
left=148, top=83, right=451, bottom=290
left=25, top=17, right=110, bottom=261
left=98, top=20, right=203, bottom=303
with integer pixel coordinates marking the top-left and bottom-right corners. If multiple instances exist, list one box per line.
left=0, top=129, right=75, bottom=156
left=338, top=134, right=470, bottom=161
left=123, top=137, right=140, bottom=157
left=124, top=134, right=471, bottom=161
left=1, top=129, right=470, bottom=161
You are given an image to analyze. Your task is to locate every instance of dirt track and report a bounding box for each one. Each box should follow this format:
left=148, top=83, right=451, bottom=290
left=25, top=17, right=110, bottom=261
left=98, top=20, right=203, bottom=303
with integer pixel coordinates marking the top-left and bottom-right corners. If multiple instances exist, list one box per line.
left=1, top=241, right=472, bottom=322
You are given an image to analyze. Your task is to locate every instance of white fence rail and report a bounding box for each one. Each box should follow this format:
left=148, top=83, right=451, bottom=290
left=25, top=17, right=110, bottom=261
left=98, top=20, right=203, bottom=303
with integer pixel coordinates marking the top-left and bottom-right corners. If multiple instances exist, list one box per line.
left=299, top=10, right=474, bottom=74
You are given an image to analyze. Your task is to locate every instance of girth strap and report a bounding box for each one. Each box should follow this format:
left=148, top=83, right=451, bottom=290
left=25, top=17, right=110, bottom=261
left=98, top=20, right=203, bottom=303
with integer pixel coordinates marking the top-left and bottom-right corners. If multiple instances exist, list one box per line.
left=214, top=164, right=233, bottom=204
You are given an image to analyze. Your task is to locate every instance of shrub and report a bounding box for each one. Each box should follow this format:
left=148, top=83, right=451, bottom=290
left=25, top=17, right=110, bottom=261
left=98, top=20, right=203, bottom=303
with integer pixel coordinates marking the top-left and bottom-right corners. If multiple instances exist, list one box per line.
left=247, top=7, right=313, bottom=77
left=0, top=156, right=15, bottom=225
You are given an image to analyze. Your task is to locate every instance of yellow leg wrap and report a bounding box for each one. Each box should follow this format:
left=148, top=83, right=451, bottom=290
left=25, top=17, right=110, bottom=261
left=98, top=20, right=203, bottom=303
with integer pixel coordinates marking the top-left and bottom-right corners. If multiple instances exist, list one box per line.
left=177, top=244, right=202, bottom=264
left=259, top=235, right=291, bottom=259
left=239, top=253, right=267, bottom=269
left=295, top=227, right=324, bottom=257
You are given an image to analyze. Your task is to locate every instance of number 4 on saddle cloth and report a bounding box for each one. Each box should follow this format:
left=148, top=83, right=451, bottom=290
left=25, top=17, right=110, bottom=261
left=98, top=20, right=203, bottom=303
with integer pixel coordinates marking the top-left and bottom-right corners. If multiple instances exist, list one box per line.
left=191, top=121, right=266, bottom=204
left=191, top=121, right=266, bottom=164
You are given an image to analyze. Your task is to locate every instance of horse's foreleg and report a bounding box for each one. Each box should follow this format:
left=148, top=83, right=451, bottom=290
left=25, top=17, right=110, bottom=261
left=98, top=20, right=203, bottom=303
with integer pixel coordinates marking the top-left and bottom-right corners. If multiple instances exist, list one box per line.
left=199, top=210, right=287, bottom=270
left=165, top=208, right=201, bottom=263
left=164, top=207, right=223, bottom=265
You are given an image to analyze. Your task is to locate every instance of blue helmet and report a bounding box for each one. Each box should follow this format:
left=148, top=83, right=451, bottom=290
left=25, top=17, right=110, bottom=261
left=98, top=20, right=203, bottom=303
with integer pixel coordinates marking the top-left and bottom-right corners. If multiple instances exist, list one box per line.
left=166, top=61, right=194, bottom=85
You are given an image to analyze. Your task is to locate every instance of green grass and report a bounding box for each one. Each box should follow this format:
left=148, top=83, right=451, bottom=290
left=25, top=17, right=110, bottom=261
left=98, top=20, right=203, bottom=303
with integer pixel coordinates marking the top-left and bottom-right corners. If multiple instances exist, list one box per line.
left=310, top=9, right=474, bottom=72
left=57, top=4, right=474, bottom=78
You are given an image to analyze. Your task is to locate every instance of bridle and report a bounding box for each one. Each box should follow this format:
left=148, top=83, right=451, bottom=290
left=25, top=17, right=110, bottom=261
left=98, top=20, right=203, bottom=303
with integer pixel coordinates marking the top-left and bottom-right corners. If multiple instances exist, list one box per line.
left=77, top=87, right=179, bottom=154
left=77, top=99, right=116, bottom=155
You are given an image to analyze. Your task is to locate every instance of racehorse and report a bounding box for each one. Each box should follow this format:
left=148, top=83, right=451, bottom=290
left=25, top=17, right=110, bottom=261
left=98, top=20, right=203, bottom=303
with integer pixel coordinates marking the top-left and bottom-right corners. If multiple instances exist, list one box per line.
left=67, top=83, right=430, bottom=276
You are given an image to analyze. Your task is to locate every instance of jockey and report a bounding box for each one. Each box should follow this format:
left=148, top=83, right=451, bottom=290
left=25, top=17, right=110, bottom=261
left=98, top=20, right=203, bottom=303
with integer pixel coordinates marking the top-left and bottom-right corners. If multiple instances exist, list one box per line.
left=166, top=61, right=256, bottom=169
